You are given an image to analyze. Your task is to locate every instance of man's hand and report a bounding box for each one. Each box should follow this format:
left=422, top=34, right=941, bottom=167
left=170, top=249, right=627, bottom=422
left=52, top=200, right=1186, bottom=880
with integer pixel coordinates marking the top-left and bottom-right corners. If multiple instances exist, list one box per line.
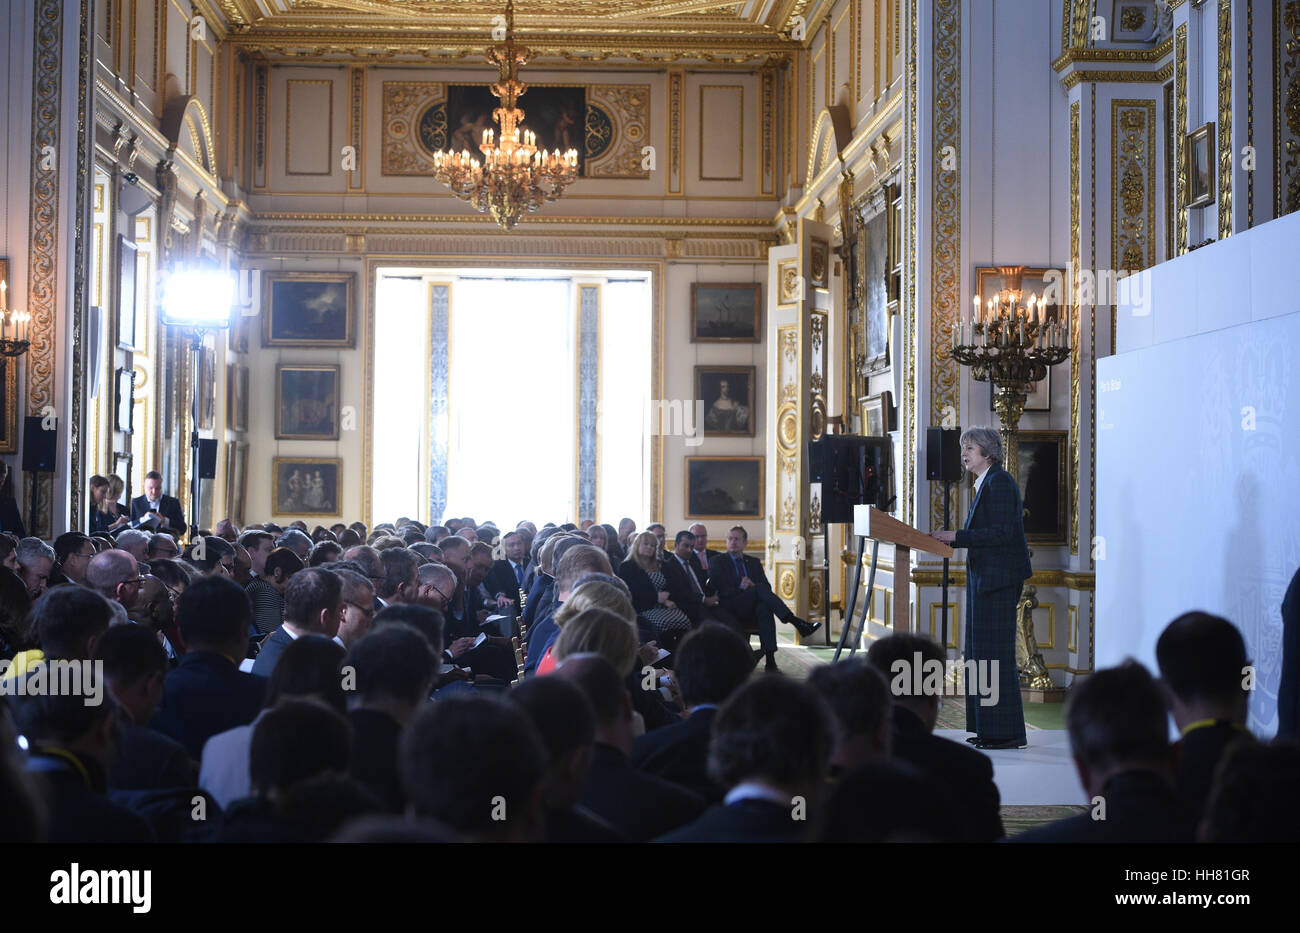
left=494, top=593, right=513, bottom=609
left=930, top=530, right=957, bottom=544
left=448, top=637, right=476, bottom=658
left=475, top=609, right=489, bottom=623
left=637, top=642, right=660, bottom=666
left=152, top=511, right=170, bottom=529
left=739, top=576, right=754, bottom=590
left=704, top=595, right=719, bottom=607
left=109, top=515, right=129, bottom=530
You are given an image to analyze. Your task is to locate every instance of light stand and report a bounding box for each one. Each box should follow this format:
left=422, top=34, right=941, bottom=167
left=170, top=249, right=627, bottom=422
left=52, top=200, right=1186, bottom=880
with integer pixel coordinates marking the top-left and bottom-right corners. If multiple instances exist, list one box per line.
left=188, top=330, right=203, bottom=539
left=939, top=476, right=953, bottom=652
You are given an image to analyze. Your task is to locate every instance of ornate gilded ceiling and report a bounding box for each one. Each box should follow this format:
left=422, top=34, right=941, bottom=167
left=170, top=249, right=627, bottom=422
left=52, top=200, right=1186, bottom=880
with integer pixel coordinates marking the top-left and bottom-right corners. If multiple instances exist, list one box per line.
left=208, top=0, right=823, bottom=64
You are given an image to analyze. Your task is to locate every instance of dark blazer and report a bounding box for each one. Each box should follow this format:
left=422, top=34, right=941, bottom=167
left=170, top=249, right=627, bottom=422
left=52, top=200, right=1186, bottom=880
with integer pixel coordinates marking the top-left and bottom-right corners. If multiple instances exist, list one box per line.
left=582, top=742, right=706, bottom=841
left=662, top=553, right=707, bottom=624
left=108, top=722, right=195, bottom=791
left=656, top=798, right=807, bottom=843
left=523, top=600, right=560, bottom=677
left=522, top=573, right=553, bottom=635
left=890, top=706, right=1004, bottom=841
left=250, top=626, right=295, bottom=678
left=1174, top=721, right=1253, bottom=814
left=348, top=708, right=405, bottom=813
left=709, top=551, right=772, bottom=602
left=89, top=502, right=126, bottom=535
left=1009, top=770, right=1196, bottom=843
left=483, top=559, right=526, bottom=614
left=617, top=558, right=661, bottom=613
left=632, top=707, right=721, bottom=802
left=151, top=650, right=267, bottom=758
left=130, top=493, right=187, bottom=537
left=27, top=750, right=155, bottom=843
left=953, top=466, right=1032, bottom=594
left=1280, top=564, right=1300, bottom=740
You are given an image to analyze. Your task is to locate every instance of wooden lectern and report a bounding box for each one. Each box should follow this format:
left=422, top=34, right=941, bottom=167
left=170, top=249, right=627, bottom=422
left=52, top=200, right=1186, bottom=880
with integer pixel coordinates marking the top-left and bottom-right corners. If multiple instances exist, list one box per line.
left=852, top=504, right=953, bottom=634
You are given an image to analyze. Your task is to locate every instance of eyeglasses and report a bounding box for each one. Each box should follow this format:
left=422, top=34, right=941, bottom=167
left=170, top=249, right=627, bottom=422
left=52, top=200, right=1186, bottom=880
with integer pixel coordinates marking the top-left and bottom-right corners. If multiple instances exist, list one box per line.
left=345, top=600, right=374, bottom=619
left=122, top=575, right=146, bottom=588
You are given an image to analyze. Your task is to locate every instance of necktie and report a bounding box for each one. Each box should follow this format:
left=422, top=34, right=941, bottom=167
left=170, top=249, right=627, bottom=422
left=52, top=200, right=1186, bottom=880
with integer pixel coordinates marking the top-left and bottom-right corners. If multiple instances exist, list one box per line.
left=514, top=563, right=524, bottom=588
left=733, top=556, right=747, bottom=580
left=697, top=550, right=708, bottom=570
left=682, top=558, right=703, bottom=595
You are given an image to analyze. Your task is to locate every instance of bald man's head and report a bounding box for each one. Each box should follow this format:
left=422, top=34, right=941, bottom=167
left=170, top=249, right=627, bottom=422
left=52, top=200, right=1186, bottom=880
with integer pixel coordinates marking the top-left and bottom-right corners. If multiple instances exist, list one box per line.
left=85, top=549, right=141, bottom=606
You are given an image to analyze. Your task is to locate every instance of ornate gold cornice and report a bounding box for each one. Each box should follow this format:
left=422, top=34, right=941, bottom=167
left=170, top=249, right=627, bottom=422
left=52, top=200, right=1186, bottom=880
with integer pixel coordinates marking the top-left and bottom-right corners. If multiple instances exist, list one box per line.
left=1053, top=37, right=1174, bottom=72
left=1155, top=61, right=1174, bottom=82
left=1061, top=68, right=1169, bottom=90
left=249, top=211, right=771, bottom=228
left=911, top=569, right=1095, bottom=590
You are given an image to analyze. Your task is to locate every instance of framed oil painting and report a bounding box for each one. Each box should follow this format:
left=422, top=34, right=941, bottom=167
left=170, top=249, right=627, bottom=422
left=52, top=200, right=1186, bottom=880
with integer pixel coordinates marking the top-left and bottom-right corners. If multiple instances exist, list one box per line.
left=809, top=239, right=830, bottom=290
left=273, top=457, right=342, bottom=517
left=1015, top=430, right=1068, bottom=546
left=226, top=442, right=248, bottom=525
left=276, top=364, right=341, bottom=440
left=863, top=390, right=894, bottom=436
left=690, top=283, right=761, bottom=343
left=198, top=347, right=216, bottom=430
left=227, top=363, right=249, bottom=432
left=115, top=367, right=135, bottom=435
left=117, top=235, right=138, bottom=350
left=685, top=456, right=764, bottom=519
left=0, top=355, right=15, bottom=454
left=861, top=208, right=890, bottom=373
left=263, top=272, right=355, bottom=348
left=1186, top=122, right=1215, bottom=208
left=695, top=365, right=755, bottom=438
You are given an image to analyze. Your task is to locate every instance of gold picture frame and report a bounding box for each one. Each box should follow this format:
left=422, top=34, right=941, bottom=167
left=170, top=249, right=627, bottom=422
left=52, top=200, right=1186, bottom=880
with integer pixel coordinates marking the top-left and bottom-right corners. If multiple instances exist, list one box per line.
left=275, top=363, right=341, bottom=440
left=690, top=283, right=761, bottom=343
left=695, top=365, right=756, bottom=438
left=685, top=456, right=764, bottom=519
left=862, top=390, right=894, bottom=436
left=1015, top=430, right=1069, bottom=546
left=226, top=363, right=249, bottom=432
left=272, top=457, right=343, bottom=517
left=1186, top=122, right=1215, bottom=209
left=262, top=272, right=356, bottom=348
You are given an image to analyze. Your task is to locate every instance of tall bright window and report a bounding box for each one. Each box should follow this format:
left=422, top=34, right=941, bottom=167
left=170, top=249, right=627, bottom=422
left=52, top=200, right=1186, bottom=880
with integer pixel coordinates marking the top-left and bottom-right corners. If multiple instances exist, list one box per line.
left=444, top=276, right=573, bottom=524
left=372, top=269, right=652, bottom=527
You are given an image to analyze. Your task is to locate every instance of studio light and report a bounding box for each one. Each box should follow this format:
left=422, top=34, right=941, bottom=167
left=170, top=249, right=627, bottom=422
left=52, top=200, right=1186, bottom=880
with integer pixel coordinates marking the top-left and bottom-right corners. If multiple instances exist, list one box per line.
left=160, top=261, right=236, bottom=329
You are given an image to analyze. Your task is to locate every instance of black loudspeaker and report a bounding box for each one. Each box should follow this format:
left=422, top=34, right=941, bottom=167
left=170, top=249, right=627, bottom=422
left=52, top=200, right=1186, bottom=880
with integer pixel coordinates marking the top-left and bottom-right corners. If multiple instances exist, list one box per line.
left=198, top=439, right=218, bottom=479
left=817, top=434, right=896, bottom=522
left=807, top=438, right=826, bottom=483
left=22, top=416, right=57, bottom=473
left=926, top=427, right=963, bottom=482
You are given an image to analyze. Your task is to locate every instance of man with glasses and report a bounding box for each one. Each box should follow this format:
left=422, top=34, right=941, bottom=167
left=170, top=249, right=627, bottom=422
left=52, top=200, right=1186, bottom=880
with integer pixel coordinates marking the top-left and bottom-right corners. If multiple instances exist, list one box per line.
left=85, top=549, right=144, bottom=625
left=335, top=568, right=376, bottom=649
left=416, top=559, right=516, bottom=682
left=50, top=532, right=96, bottom=587
left=342, top=544, right=386, bottom=612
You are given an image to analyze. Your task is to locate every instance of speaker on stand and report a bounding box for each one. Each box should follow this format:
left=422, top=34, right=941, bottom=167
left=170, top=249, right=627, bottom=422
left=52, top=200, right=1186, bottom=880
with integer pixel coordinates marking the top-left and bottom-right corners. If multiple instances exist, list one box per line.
left=22, top=415, right=57, bottom=534
left=925, top=427, right=963, bottom=654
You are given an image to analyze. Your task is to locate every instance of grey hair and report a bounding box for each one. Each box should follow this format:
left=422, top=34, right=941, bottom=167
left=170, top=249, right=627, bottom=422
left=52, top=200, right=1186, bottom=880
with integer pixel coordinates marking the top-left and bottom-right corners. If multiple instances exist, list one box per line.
left=276, top=528, right=313, bottom=550
left=116, top=529, right=151, bottom=552
left=16, top=537, right=55, bottom=566
left=959, top=426, right=1003, bottom=466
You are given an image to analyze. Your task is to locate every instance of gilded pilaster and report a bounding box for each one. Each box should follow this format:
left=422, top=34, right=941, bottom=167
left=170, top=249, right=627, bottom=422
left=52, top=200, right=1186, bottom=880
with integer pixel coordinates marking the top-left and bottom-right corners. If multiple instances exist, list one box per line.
left=1174, top=24, right=1189, bottom=252
left=1069, top=99, right=1080, bottom=555
left=1217, top=0, right=1233, bottom=238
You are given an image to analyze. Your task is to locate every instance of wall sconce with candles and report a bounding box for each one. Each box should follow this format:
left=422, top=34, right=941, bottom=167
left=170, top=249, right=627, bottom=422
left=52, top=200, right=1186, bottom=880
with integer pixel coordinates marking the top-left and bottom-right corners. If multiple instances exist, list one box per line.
left=0, top=266, right=33, bottom=358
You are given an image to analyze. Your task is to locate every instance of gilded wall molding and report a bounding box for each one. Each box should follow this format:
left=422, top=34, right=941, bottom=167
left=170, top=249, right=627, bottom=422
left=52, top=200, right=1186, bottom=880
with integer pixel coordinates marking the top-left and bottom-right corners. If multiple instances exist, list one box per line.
left=1111, top=99, right=1157, bottom=275
left=349, top=66, right=365, bottom=192
left=667, top=68, right=683, bottom=195
left=1053, top=37, right=1175, bottom=71
left=1277, top=1, right=1300, bottom=216
left=1217, top=0, right=1233, bottom=238
left=70, top=0, right=94, bottom=530
left=1088, top=86, right=1097, bottom=572
left=1175, top=24, right=1189, bottom=253
left=26, top=0, right=64, bottom=537
left=761, top=66, right=776, bottom=195
left=904, top=0, right=917, bottom=529
left=1069, top=0, right=1093, bottom=51
left=928, top=0, right=961, bottom=529
left=1069, top=99, right=1081, bottom=555
left=1061, top=69, right=1167, bottom=90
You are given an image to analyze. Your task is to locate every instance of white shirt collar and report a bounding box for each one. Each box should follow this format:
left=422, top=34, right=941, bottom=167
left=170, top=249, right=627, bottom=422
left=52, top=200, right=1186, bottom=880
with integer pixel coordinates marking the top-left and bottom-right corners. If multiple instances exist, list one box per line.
left=973, top=464, right=993, bottom=495
left=280, top=624, right=302, bottom=641
left=724, top=781, right=791, bottom=808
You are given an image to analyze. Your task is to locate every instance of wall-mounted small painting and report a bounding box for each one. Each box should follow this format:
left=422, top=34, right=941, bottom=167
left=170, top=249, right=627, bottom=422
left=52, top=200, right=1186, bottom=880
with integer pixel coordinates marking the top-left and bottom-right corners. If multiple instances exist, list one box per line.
left=273, top=457, right=342, bottom=517
left=685, top=456, right=764, bottom=519
left=276, top=364, right=340, bottom=440
left=690, top=283, right=761, bottom=343
left=115, top=367, right=135, bottom=435
left=696, top=365, right=756, bottom=437
left=809, top=239, right=829, bottom=290
left=226, top=363, right=249, bottom=432
left=262, top=272, right=355, bottom=348
left=1016, top=430, right=1068, bottom=546
left=1186, top=122, right=1215, bottom=208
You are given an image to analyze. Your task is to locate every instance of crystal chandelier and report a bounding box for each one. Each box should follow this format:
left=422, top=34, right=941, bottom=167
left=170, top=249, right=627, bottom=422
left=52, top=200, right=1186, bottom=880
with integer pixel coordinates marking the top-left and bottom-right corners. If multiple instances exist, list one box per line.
left=431, top=1, right=578, bottom=230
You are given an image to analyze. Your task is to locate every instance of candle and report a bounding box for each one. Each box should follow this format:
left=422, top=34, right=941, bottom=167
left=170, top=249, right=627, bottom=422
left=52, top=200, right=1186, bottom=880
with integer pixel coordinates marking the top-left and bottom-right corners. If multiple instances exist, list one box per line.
left=0, top=279, right=7, bottom=311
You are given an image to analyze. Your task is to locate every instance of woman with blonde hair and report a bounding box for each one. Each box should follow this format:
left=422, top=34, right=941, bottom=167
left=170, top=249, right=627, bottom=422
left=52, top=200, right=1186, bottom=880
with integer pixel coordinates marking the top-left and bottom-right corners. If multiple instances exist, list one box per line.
left=551, top=608, right=639, bottom=678
left=618, top=531, right=691, bottom=648
left=535, top=577, right=634, bottom=676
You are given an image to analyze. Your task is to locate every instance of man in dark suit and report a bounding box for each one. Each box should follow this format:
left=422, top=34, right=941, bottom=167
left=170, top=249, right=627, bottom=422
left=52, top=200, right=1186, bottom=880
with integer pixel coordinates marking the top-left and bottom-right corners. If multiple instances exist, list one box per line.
left=151, top=576, right=268, bottom=759
left=559, top=654, right=706, bottom=841
left=1012, top=661, right=1196, bottom=843
left=483, top=530, right=530, bottom=616
left=663, top=530, right=735, bottom=628
left=251, top=568, right=344, bottom=678
left=709, top=525, right=819, bottom=672
left=930, top=426, right=1031, bottom=749
left=865, top=633, right=1004, bottom=841
left=130, top=470, right=187, bottom=537
left=1155, top=611, right=1255, bottom=814
left=656, top=675, right=834, bottom=843
left=688, top=523, right=720, bottom=577
left=633, top=622, right=755, bottom=802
